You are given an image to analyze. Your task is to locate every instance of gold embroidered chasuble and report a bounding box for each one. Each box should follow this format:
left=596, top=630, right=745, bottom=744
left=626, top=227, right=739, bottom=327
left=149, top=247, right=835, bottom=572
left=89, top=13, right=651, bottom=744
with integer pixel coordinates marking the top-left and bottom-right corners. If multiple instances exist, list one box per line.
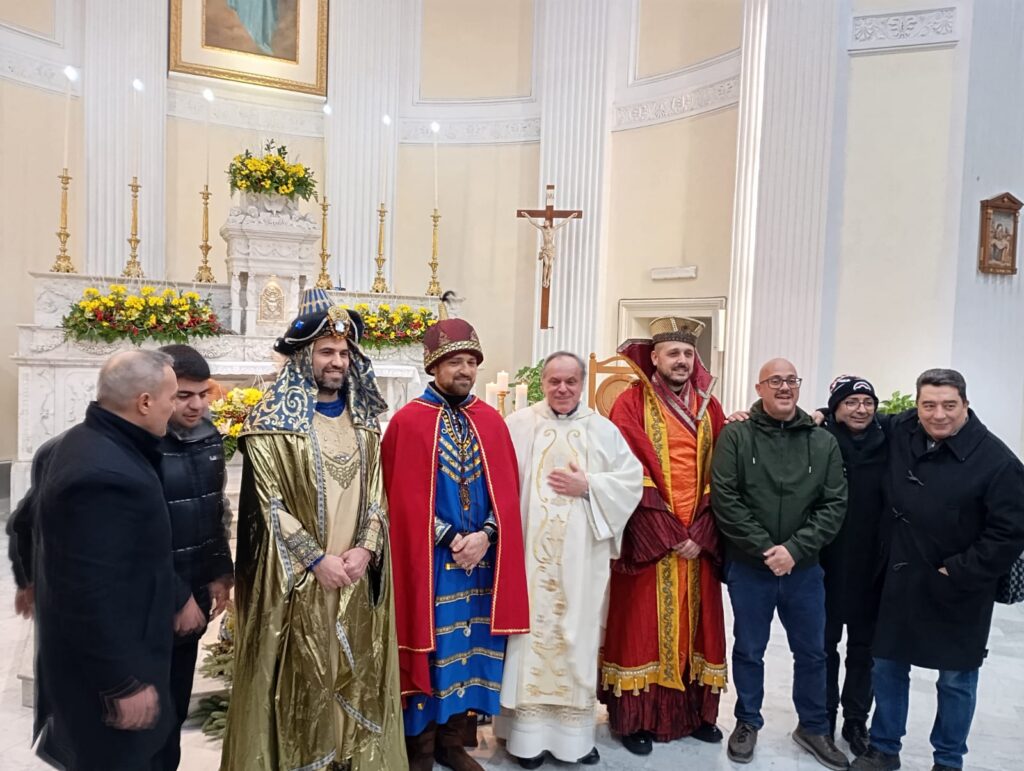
left=222, top=409, right=406, bottom=770
left=498, top=402, right=642, bottom=760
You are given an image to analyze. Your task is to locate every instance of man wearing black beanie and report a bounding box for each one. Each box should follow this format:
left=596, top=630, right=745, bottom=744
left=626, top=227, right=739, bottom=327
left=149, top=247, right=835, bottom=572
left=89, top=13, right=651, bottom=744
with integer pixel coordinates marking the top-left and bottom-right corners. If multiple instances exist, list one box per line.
left=819, top=376, right=887, bottom=758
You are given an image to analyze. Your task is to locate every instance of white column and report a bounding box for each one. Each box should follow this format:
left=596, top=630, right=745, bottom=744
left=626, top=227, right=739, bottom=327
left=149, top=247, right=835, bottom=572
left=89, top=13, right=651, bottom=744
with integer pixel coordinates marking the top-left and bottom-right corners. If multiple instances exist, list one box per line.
left=325, top=0, right=401, bottom=291
left=532, top=0, right=616, bottom=360
left=83, top=0, right=167, bottom=278
left=722, top=0, right=845, bottom=410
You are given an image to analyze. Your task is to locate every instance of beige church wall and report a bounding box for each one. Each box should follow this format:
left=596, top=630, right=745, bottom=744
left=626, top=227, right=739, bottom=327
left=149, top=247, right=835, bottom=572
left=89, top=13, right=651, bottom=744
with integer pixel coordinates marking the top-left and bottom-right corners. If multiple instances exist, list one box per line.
left=419, top=0, right=533, bottom=100
left=392, top=141, right=540, bottom=384
left=831, top=47, right=959, bottom=401
left=635, top=0, right=741, bottom=79
left=0, top=80, right=84, bottom=460
left=601, top=106, right=738, bottom=356
left=164, top=118, right=324, bottom=284
left=0, top=0, right=55, bottom=36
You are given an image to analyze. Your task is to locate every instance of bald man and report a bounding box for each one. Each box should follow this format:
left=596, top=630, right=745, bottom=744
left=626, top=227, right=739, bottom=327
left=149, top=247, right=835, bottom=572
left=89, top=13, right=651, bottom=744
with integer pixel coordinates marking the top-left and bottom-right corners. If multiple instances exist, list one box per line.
left=711, top=359, right=849, bottom=770
left=34, top=350, right=180, bottom=771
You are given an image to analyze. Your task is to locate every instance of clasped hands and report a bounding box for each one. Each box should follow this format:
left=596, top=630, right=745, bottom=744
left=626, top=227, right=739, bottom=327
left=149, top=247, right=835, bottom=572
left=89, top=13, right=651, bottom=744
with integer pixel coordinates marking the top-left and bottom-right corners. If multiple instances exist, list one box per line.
left=173, top=575, right=234, bottom=636
left=311, top=547, right=373, bottom=590
left=764, top=545, right=795, bottom=576
left=451, top=531, right=490, bottom=571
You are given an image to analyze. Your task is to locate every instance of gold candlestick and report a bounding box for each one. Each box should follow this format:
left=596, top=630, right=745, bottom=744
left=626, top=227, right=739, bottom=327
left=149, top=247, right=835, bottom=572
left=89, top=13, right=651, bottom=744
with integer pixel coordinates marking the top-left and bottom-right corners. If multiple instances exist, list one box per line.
left=426, top=208, right=442, bottom=296
left=194, top=185, right=215, bottom=283
left=371, top=202, right=390, bottom=293
left=122, top=176, right=144, bottom=278
left=496, top=388, right=510, bottom=418
left=50, top=168, right=76, bottom=273
left=315, top=197, right=332, bottom=290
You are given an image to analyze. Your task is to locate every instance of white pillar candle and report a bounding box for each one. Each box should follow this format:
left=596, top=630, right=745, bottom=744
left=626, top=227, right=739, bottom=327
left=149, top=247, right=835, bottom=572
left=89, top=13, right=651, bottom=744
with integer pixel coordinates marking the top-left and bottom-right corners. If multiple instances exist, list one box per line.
left=430, top=121, right=440, bottom=209
left=485, top=382, right=498, bottom=408
left=515, top=383, right=529, bottom=410
left=202, top=88, right=215, bottom=187
left=61, top=67, right=77, bottom=169
left=496, top=370, right=509, bottom=391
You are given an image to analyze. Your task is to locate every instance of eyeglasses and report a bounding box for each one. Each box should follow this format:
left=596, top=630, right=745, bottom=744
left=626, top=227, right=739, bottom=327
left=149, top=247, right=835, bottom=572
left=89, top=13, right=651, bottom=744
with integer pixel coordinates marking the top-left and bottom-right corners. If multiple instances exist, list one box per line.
left=842, top=398, right=875, bottom=411
left=759, top=376, right=802, bottom=389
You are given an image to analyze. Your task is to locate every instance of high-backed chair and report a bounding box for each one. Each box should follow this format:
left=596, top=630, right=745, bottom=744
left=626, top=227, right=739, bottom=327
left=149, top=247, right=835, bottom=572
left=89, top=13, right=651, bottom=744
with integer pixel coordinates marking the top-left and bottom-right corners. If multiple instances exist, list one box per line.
left=587, top=353, right=638, bottom=417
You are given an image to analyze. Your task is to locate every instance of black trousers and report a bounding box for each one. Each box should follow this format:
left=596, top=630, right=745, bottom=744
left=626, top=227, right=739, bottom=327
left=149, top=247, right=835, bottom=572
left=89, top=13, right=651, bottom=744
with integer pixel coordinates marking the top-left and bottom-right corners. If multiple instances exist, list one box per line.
left=824, top=609, right=875, bottom=727
left=154, top=637, right=201, bottom=771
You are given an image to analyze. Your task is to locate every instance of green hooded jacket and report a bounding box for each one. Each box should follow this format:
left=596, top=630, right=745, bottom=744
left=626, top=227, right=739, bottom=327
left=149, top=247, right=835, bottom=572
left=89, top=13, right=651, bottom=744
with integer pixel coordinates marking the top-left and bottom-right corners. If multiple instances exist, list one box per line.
left=711, top=400, right=847, bottom=570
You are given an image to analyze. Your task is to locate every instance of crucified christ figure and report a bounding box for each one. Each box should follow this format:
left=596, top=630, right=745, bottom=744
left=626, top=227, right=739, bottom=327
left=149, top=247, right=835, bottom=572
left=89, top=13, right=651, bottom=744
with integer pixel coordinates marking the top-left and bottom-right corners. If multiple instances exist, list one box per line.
left=522, top=212, right=580, bottom=288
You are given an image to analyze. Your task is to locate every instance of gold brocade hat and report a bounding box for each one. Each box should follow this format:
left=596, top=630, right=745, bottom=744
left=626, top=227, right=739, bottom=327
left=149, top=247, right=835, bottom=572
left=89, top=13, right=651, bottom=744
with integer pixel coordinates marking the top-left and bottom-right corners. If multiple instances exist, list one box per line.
left=422, top=318, right=484, bottom=373
left=274, top=288, right=364, bottom=355
left=649, top=316, right=705, bottom=346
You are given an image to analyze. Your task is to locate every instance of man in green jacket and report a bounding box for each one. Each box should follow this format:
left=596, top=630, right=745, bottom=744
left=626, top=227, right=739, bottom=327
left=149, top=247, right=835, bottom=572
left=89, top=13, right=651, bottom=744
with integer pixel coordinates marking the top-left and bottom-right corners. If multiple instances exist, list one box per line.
left=712, top=358, right=849, bottom=770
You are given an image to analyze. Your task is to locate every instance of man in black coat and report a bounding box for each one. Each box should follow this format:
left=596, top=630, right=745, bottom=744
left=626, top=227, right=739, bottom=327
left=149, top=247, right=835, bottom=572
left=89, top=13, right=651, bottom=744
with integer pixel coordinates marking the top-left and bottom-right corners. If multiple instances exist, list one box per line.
left=853, top=369, right=1024, bottom=771
left=35, top=349, right=180, bottom=770
left=154, top=344, right=234, bottom=770
left=820, top=376, right=887, bottom=757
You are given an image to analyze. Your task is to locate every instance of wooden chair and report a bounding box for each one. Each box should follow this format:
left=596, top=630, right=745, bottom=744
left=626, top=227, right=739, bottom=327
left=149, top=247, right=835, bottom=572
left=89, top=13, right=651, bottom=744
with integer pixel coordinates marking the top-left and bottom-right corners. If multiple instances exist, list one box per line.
left=587, top=353, right=638, bottom=417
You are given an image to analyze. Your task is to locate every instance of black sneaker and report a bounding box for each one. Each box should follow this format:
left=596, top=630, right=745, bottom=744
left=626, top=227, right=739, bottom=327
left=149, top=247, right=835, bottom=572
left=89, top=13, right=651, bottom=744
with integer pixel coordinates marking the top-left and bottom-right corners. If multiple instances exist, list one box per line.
left=842, top=720, right=870, bottom=757
left=691, top=722, right=724, bottom=743
left=578, top=747, right=600, bottom=765
left=621, top=731, right=653, bottom=756
left=930, top=765, right=959, bottom=771
left=727, top=721, right=758, bottom=764
left=793, top=724, right=850, bottom=770
left=850, top=747, right=901, bottom=770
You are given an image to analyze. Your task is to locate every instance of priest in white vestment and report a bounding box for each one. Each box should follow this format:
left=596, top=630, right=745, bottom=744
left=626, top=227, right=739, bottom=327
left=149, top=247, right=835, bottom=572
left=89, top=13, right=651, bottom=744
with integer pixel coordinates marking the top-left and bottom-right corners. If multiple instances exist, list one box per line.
left=497, top=351, right=643, bottom=767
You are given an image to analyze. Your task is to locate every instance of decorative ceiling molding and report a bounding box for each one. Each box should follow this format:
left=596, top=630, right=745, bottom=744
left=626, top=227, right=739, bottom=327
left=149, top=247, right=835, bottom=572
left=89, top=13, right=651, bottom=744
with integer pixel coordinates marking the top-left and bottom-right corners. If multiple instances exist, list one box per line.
left=167, top=79, right=325, bottom=137
left=400, top=116, right=540, bottom=144
left=614, top=76, right=738, bottom=131
left=849, top=6, right=959, bottom=54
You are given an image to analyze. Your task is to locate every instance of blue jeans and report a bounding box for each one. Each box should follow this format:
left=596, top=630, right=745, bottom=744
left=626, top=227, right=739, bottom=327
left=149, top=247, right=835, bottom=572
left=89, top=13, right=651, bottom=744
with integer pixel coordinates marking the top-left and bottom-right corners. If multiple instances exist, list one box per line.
left=724, top=560, right=830, bottom=734
left=869, top=658, right=978, bottom=768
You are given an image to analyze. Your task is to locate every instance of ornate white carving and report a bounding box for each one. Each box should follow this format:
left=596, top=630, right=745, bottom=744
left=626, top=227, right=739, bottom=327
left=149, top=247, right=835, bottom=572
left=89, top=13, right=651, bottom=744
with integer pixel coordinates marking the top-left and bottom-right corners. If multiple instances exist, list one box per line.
left=0, top=46, right=80, bottom=94
left=167, top=79, right=325, bottom=137
left=614, top=77, right=739, bottom=131
left=849, top=7, right=959, bottom=53
left=400, top=117, right=541, bottom=144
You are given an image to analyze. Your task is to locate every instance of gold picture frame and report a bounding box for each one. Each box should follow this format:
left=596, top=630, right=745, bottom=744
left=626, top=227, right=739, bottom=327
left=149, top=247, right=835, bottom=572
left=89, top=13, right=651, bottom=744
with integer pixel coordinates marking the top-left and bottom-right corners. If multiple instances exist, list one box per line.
left=170, top=0, right=328, bottom=96
left=978, top=192, right=1021, bottom=276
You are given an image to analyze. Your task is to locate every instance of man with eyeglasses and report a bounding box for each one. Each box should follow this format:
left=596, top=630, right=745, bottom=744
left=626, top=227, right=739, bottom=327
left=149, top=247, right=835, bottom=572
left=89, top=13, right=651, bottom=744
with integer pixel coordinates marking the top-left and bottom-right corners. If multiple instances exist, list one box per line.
left=711, top=358, right=849, bottom=770
left=818, top=376, right=887, bottom=758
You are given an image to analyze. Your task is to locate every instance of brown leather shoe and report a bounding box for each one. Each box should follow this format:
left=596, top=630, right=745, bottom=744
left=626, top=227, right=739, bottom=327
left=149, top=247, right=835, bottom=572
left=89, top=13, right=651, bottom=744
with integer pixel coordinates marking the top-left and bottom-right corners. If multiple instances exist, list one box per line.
left=460, top=711, right=480, bottom=747
left=406, top=722, right=437, bottom=771
left=436, top=713, right=484, bottom=771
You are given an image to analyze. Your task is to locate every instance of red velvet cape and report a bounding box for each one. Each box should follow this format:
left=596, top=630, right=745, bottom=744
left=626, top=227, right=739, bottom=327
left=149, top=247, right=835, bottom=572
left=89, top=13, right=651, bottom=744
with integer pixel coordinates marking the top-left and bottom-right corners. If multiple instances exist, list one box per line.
left=381, top=395, right=529, bottom=697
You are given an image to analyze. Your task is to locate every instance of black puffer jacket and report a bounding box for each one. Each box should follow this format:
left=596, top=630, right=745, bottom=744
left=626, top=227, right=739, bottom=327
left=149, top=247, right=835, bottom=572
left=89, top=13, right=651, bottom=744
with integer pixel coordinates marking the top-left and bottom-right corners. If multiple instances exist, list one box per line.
left=160, top=417, right=233, bottom=620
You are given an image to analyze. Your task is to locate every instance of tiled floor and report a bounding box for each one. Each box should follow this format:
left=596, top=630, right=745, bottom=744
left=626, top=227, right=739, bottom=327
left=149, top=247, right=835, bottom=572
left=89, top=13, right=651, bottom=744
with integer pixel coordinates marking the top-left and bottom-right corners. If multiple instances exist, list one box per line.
left=1, top=532, right=1021, bottom=770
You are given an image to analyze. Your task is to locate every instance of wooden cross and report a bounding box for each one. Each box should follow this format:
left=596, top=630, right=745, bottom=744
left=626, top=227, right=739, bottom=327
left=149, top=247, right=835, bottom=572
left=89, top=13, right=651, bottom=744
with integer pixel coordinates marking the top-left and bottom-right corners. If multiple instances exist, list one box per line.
left=517, top=184, right=582, bottom=329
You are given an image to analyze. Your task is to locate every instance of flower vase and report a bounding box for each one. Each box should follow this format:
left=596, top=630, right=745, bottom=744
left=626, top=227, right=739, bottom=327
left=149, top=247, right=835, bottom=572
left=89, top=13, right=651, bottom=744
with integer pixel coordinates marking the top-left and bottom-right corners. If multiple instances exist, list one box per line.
left=240, top=191, right=298, bottom=218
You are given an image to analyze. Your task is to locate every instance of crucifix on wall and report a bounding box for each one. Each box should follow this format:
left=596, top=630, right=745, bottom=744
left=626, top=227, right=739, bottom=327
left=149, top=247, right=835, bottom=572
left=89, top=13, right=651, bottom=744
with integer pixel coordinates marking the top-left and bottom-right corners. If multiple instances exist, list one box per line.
left=517, top=184, right=582, bottom=329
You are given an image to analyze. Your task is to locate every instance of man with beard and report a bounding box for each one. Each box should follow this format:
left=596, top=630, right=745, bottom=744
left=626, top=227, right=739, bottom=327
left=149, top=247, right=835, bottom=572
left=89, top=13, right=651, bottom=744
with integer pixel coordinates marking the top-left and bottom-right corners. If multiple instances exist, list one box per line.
left=600, top=318, right=729, bottom=755
left=221, top=288, right=406, bottom=770
left=383, top=318, right=529, bottom=771
left=712, top=358, right=848, bottom=770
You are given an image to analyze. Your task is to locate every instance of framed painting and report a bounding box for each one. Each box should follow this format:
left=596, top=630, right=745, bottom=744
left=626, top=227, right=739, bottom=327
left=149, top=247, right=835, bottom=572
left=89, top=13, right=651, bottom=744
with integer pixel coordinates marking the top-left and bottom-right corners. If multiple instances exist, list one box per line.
left=978, top=192, right=1021, bottom=276
left=170, top=0, right=328, bottom=96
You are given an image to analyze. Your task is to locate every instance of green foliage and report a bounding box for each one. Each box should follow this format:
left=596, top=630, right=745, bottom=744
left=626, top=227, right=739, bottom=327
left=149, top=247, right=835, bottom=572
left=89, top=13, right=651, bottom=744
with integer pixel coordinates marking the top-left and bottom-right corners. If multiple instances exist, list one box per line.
left=188, top=694, right=230, bottom=739
left=227, top=140, right=317, bottom=201
left=513, top=359, right=545, bottom=405
left=879, top=390, right=915, bottom=414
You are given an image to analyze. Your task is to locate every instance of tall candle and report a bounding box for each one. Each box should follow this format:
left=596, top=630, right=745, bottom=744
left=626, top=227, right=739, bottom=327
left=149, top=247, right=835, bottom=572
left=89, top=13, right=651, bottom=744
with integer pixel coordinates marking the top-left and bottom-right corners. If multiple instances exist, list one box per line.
left=515, top=383, right=529, bottom=410
left=380, top=114, right=392, bottom=204
left=496, top=370, right=509, bottom=391
left=202, top=88, right=214, bottom=187
left=60, top=68, right=74, bottom=169
left=485, top=382, right=498, bottom=408
left=131, top=79, right=144, bottom=179
left=430, top=121, right=440, bottom=209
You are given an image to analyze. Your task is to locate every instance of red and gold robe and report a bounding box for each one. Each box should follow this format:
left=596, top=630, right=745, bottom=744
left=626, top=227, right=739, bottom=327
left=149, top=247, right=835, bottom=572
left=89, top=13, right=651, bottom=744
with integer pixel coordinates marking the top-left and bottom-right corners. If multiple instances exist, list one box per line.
left=600, top=356, right=728, bottom=741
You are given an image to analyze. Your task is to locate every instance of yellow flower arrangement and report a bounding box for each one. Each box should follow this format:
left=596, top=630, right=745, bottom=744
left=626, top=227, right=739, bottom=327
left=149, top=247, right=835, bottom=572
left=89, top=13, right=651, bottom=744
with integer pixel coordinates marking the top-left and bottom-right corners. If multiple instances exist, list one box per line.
left=62, top=284, right=223, bottom=344
left=209, top=386, right=265, bottom=460
left=227, top=140, right=317, bottom=202
left=356, top=303, right=438, bottom=350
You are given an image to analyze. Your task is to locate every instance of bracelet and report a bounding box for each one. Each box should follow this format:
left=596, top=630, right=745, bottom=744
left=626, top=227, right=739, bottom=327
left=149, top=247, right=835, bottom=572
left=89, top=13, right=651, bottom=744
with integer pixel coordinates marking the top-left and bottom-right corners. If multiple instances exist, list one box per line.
left=308, top=554, right=325, bottom=571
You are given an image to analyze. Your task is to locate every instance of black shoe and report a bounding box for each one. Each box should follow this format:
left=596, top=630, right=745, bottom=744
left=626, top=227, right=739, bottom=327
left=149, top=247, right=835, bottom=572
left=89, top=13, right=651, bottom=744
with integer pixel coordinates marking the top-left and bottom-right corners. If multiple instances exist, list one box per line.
left=515, top=753, right=545, bottom=769
left=930, top=766, right=959, bottom=771
left=850, top=746, right=901, bottom=770
left=793, top=724, right=850, bottom=770
left=578, top=747, right=600, bottom=765
left=691, top=722, right=724, bottom=743
left=842, top=720, right=870, bottom=757
left=727, top=721, right=758, bottom=764
left=621, top=731, right=653, bottom=756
